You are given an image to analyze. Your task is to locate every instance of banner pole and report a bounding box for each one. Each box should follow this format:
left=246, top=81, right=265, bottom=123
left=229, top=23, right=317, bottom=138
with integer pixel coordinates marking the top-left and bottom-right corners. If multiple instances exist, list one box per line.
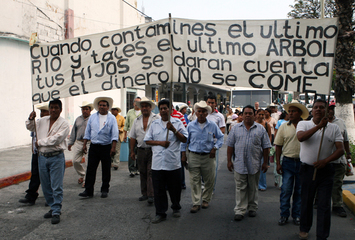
left=312, top=18, right=339, bottom=181
left=312, top=92, right=330, bottom=181
left=166, top=13, right=174, bottom=141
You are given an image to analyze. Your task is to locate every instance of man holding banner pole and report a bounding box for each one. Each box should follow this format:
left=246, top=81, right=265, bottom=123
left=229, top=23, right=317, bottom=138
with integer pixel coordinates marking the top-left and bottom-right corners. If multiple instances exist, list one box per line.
left=26, top=99, right=69, bottom=224
left=296, top=99, right=344, bottom=240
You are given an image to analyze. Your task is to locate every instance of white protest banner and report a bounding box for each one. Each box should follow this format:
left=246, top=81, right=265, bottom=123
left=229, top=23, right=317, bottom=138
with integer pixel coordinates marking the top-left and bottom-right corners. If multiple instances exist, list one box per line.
left=31, top=18, right=338, bottom=104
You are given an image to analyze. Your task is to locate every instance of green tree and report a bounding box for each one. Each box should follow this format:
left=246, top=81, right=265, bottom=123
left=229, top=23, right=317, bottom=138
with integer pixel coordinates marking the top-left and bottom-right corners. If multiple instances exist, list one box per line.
left=288, top=0, right=336, bottom=19
left=289, top=0, right=355, bottom=104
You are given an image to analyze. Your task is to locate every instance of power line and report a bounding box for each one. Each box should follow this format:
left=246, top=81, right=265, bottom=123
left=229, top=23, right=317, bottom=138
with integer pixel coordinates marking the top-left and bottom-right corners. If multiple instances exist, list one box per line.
left=121, top=0, right=154, bottom=21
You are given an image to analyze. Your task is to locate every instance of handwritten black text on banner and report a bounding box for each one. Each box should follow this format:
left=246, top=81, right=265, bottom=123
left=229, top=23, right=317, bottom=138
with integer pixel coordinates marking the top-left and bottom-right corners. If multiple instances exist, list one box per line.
left=30, top=18, right=338, bottom=103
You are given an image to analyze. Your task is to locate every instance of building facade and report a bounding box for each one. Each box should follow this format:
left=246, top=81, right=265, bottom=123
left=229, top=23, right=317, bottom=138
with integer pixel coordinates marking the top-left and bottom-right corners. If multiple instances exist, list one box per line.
left=0, top=0, right=145, bottom=150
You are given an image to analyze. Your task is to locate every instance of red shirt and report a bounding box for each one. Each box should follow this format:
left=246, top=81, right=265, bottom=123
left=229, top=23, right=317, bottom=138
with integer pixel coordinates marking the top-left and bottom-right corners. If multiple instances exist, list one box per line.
left=171, top=109, right=187, bottom=127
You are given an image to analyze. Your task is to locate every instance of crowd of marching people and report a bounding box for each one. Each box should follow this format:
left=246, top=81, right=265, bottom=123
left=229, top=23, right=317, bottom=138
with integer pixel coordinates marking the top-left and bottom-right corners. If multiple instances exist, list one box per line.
left=19, top=94, right=353, bottom=240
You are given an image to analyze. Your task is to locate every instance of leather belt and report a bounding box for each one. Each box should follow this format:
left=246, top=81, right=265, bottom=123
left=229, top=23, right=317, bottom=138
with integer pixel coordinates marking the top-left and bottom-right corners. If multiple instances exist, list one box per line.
left=285, top=156, right=300, bottom=161
left=189, top=150, right=209, bottom=156
left=138, top=147, right=151, bottom=150
left=39, top=150, right=63, bottom=157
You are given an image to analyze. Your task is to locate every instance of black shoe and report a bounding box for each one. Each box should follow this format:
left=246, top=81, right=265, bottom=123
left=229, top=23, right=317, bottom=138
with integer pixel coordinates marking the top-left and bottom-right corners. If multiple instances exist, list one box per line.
left=129, top=173, right=135, bottom=177
left=44, top=210, right=53, bottom=219
left=101, top=192, right=108, bottom=198
left=147, top=197, right=154, bottom=204
left=278, top=216, right=288, bottom=225
left=234, top=214, right=244, bottom=221
left=172, top=210, right=181, bottom=218
left=19, top=198, right=35, bottom=205
left=51, top=215, right=60, bottom=224
left=152, top=215, right=166, bottom=224
left=139, top=196, right=148, bottom=201
left=113, top=167, right=118, bottom=170
left=79, top=191, right=93, bottom=198
left=333, top=207, right=347, bottom=217
left=293, top=217, right=300, bottom=225
left=248, top=211, right=256, bottom=217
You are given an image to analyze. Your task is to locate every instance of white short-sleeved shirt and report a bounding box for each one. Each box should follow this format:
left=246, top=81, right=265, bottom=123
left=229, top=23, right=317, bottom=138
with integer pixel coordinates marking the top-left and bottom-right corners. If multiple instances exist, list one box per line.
left=144, top=118, right=188, bottom=171
left=207, top=111, right=226, bottom=129
left=296, top=119, right=343, bottom=165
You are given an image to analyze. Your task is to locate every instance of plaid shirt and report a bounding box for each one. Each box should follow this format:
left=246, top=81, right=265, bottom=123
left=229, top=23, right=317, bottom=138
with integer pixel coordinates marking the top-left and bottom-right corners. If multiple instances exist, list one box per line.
left=226, top=121, right=271, bottom=174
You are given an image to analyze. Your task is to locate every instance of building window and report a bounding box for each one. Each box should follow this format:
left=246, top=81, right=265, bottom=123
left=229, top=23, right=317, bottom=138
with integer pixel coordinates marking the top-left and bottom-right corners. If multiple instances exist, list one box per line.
left=127, top=92, right=136, bottom=110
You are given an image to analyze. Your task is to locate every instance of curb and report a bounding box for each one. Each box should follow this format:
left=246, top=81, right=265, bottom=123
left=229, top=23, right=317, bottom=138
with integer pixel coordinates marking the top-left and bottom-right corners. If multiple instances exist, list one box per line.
left=343, top=190, right=355, bottom=215
left=0, top=160, right=73, bottom=189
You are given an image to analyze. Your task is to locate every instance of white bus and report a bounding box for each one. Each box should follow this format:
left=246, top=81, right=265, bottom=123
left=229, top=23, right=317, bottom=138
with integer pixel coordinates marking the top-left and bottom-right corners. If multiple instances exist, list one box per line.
left=230, top=87, right=272, bottom=110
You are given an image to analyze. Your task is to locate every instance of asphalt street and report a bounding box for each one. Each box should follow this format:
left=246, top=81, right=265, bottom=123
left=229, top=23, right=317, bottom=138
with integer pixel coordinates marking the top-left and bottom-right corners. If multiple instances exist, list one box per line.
left=1, top=143, right=355, bottom=240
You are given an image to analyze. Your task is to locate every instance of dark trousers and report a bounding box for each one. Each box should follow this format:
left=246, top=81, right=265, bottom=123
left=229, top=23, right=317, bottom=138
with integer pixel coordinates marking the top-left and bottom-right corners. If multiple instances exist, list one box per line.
left=25, top=153, right=40, bottom=201
left=85, top=144, right=111, bottom=195
left=137, top=148, right=153, bottom=197
left=300, top=163, right=335, bottom=240
left=152, top=169, right=182, bottom=217
left=128, top=140, right=138, bottom=173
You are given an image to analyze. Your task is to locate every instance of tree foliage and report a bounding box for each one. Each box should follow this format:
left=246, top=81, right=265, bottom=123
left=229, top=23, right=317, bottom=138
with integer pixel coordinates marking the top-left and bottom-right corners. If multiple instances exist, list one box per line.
left=288, top=0, right=337, bottom=19
left=288, top=0, right=355, bottom=103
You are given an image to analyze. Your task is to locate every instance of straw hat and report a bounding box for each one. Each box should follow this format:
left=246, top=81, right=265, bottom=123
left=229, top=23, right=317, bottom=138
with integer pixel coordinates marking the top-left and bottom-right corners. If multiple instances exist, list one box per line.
left=93, top=97, right=114, bottom=111
left=136, top=97, right=156, bottom=109
left=79, top=101, right=94, bottom=110
left=194, top=101, right=212, bottom=114
left=178, top=104, right=188, bottom=112
left=36, top=103, right=49, bottom=111
left=283, top=100, right=309, bottom=119
left=267, top=103, right=278, bottom=108
left=111, top=105, right=122, bottom=113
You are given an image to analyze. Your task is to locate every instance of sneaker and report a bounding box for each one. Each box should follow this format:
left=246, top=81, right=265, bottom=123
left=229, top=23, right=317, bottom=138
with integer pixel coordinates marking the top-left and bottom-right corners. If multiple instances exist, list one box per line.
left=19, top=198, right=35, bottom=206
left=248, top=211, right=256, bottom=217
left=201, top=201, right=209, bottom=209
left=333, top=207, right=347, bottom=217
left=129, top=173, right=135, bottom=177
left=278, top=216, right=288, bottom=225
left=101, top=192, right=108, bottom=198
left=135, top=171, right=140, bottom=175
left=139, top=196, right=148, bottom=201
left=79, top=191, right=93, bottom=198
left=147, top=197, right=154, bottom=204
left=43, top=210, right=53, bottom=219
left=51, top=215, right=60, bottom=224
left=190, top=205, right=200, bottom=213
left=299, top=232, right=308, bottom=239
left=293, top=217, right=300, bottom=225
left=234, top=214, right=244, bottom=221
left=113, top=166, right=118, bottom=170
left=172, top=210, right=181, bottom=218
left=152, top=215, right=166, bottom=224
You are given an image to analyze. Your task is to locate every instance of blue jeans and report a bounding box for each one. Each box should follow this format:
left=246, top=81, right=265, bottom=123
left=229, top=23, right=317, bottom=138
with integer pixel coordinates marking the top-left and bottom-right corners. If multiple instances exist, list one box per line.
left=279, top=156, right=301, bottom=218
left=258, top=157, right=267, bottom=190
left=213, top=149, right=219, bottom=191
left=38, top=152, right=65, bottom=216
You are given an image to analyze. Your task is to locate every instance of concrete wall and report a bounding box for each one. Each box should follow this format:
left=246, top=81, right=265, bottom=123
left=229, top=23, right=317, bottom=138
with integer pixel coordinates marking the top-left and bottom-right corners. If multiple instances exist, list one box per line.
left=0, top=0, right=145, bottom=150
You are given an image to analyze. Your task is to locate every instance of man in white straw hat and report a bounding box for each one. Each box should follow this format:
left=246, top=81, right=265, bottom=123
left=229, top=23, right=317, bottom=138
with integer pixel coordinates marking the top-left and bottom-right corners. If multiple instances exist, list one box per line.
left=274, top=100, right=309, bottom=226
left=181, top=101, right=224, bottom=213
left=110, top=105, right=125, bottom=170
left=130, top=97, right=160, bottom=204
left=79, top=97, right=118, bottom=199
left=296, top=99, right=344, bottom=240
left=19, top=103, right=49, bottom=206
left=68, top=101, right=93, bottom=187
